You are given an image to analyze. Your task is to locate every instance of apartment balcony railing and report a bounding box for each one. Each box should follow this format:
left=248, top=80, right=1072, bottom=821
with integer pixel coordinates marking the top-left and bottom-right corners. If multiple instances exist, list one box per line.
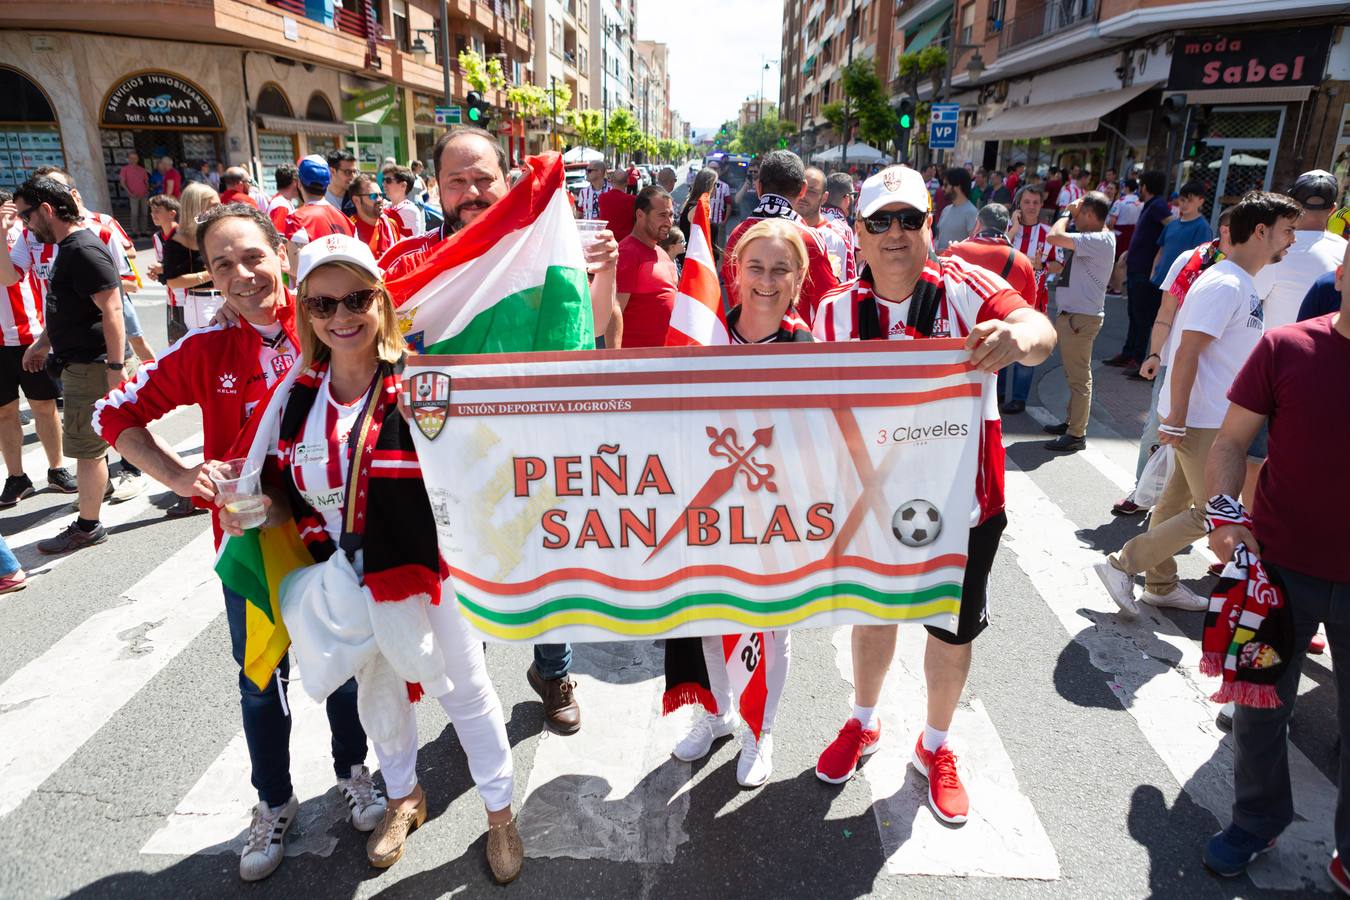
left=266, top=0, right=306, bottom=14
left=998, top=0, right=1097, bottom=53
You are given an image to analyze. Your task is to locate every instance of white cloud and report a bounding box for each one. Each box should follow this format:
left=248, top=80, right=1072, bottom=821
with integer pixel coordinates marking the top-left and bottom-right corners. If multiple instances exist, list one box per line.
left=636, top=0, right=785, bottom=135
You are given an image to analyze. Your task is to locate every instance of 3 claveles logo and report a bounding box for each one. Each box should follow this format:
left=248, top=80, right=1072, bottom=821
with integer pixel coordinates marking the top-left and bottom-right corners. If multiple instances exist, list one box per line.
left=875, top=419, right=969, bottom=446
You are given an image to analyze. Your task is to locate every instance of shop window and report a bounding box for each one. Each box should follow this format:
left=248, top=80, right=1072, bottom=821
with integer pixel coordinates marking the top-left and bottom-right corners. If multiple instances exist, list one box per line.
left=0, top=67, right=65, bottom=192
left=306, top=92, right=338, bottom=122
left=257, top=84, right=294, bottom=118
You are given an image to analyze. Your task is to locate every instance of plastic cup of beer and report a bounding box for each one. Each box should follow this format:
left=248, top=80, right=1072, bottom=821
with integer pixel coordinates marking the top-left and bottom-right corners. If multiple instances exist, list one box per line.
left=576, top=219, right=608, bottom=271
left=211, top=458, right=267, bottom=530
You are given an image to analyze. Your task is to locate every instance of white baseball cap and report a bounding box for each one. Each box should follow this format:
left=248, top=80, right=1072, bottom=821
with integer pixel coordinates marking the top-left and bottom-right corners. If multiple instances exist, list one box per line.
left=857, top=165, right=932, bottom=218
left=295, top=233, right=382, bottom=286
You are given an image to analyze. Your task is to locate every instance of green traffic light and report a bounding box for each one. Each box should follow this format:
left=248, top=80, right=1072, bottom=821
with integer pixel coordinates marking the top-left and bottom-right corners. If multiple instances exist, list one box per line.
left=899, top=114, right=912, bottom=129
left=468, top=107, right=482, bottom=122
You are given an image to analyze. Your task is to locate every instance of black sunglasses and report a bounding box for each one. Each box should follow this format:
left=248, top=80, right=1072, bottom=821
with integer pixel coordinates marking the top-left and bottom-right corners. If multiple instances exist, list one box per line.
left=301, top=288, right=377, bottom=319
left=17, top=206, right=35, bottom=222
left=863, top=208, right=927, bottom=234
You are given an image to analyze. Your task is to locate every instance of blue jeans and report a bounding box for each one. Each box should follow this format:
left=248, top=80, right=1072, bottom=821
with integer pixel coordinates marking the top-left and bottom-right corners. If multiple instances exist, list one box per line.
left=224, top=586, right=367, bottom=806
left=1135, top=365, right=1165, bottom=480
left=120, top=288, right=144, bottom=338
left=0, top=533, right=18, bottom=577
left=533, top=643, right=572, bottom=680
left=997, top=362, right=1035, bottom=405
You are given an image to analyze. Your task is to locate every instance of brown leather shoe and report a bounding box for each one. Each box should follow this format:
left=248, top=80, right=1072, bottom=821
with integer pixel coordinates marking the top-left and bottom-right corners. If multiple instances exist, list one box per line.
left=366, top=790, right=427, bottom=868
left=527, top=663, right=581, bottom=734
left=486, top=815, right=524, bottom=884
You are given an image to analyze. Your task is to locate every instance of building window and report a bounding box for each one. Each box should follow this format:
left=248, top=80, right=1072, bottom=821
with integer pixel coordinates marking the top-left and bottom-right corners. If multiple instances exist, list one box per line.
left=549, top=16, right=562, bottom=56
left=256, top=84, right=293, bottom=118
left=392, top=0, right=410, bottom=52
left=960, top=2, right=977, bottom=44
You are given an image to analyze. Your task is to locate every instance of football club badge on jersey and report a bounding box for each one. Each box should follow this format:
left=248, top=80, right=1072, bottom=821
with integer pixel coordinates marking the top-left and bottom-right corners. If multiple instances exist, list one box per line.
left=408, top=370, right=451, bottom=440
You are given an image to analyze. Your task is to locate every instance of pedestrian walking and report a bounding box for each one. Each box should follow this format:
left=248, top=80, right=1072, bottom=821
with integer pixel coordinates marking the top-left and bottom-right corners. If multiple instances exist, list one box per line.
left=797, top=166, right=856, bottom=282
left=1253, top=169, right=1346, bottom=329
left=935, top=168, right=977, bottom=251
left=575, top=159, right=610, bottom=220
left=349, top=171, right=399, bottom=259
left=157, top=157, right=182, bottom=199
left=118, top=150, right=150, bottom=237
left=599, top=169, right=637, bottom=243
left=616, top=185, right=677, bottom=348
left=1095, top=191, right=1301, bottom=617
left=1002, top=184, right=1060, bottom=413
left=266, top=164, right=299, bottom=233
left=324, top=149, right=358, bottom=213
left=161, top=183, right=220, bottom=342
left=283, top=156, right=354, bottom=257
left=1109, top=170, right=1170, bottom=370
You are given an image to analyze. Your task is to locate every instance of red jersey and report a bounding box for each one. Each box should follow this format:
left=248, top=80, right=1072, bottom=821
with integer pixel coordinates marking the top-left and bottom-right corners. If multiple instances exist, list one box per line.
left=267, top=194, right=293, bottom=233
left=809, top=213, right=858, bottom=283
left=615, top=235, right=678, bottom=348
left=93, top=298, right=300, bottom=547
left=380, top=229, right=443, bottom=287
left=284, top=201, right=354, bottom=246
left=2, top=223, right=44, bottom=346
left=812, top=255, right=1029, bottom=524
left=220, top=187, right=259, bottom=209
left=598, top=189, right=636, bottom=243
left=354, top=214, right=400, bottom=259
left=940, top=236, right=1038, bottom=313
left=722, top=208, right=841, bottom=325
left=1008, top=217, right=1058, bottom=313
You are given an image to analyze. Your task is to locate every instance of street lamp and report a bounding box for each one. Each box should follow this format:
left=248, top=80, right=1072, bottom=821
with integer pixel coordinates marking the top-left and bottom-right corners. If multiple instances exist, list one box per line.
left=760, top=57, right=778, bottom=123
left=410, top=26, right=451, bottom=109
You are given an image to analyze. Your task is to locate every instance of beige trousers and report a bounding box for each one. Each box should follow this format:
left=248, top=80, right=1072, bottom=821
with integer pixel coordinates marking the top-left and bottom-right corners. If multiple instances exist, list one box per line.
left=1054, top=312, right=1103, bottom=438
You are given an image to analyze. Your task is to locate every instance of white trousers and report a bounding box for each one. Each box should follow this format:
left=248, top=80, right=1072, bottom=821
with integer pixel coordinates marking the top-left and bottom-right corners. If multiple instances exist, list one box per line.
left=371, top=598, right=514, bottom=811
left=700, top=630, right=791, bottom=733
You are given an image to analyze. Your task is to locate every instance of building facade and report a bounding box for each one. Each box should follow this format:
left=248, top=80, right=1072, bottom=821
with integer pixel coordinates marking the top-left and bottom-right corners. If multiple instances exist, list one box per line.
left=531, top=0, right=590, bottom=150
left=886, top=0, right=1350, bottom=227
left=634, top=40, right=670, bottom=139
left=588, top=0, right=635, bottom=117
left=0, top=0, right=534, bottom=215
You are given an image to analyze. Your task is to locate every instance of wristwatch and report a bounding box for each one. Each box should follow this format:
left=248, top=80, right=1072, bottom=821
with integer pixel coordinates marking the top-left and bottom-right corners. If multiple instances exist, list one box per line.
left=106, top=361, right=124, bottom=371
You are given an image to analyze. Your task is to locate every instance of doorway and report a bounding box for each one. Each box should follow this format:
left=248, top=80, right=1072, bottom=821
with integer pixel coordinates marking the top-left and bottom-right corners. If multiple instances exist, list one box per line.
left=1178, top=106, right=1285, bottom=231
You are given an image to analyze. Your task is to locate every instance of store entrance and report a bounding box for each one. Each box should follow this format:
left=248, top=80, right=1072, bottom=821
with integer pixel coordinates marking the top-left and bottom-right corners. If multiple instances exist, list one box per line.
left=1178, top=106, right=1284, bottom=231
left=101, top=129, right=223, bottom=223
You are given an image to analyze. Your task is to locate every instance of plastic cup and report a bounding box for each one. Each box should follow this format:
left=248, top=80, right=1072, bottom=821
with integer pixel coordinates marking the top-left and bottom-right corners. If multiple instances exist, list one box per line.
left=210, top=457, right=266, bottom=530
left=576, top=218, right=608, bottom=271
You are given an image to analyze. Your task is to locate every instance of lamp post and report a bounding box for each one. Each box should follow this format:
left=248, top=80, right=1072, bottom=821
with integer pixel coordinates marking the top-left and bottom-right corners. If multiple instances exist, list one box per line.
left=759, top=57, right=778, bottom=123
left=550, top=75, right=559, bottom=151
left=410, top=26, right=452, bottom=109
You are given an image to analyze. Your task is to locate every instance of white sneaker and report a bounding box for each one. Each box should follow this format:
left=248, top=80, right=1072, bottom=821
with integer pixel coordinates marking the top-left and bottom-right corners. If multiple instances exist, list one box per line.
left=673, top=713, right=735, bottom=762
left=1142, top=582, right=1208, bottom=611
left=1094, top=559, right=1139, bottom=617
left=337, top=764, right=387, bottom=832
left=109, top=471, right=144, bottom=503
left=239, top=795, right=298, bottom=882
left=736, top=730, right=773, bottom=788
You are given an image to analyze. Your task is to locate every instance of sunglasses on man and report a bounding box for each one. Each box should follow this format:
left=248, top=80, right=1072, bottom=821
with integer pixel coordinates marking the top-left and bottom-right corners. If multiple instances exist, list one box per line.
left=301, top=288, right=377, bottom=319
left=862, top=208, right=927, bottom=234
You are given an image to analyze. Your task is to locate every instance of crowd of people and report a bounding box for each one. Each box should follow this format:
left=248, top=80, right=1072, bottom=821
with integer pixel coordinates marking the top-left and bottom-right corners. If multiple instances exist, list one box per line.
left=1, top=127, right=1348, bottom=890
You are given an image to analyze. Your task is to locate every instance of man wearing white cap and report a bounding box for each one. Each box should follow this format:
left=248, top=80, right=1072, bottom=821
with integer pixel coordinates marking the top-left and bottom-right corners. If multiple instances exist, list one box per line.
left=93, top=203, right=385, bottom=882
left=811, top=165, right=1056, bottom=826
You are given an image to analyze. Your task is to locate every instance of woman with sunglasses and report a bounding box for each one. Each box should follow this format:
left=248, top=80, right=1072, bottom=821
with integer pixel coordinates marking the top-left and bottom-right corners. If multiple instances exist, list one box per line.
left=809, top=165, right=1055, bottom=824
left=670, top=219, right=810, bottom=788
left=217, top=235, right=523, bottom=884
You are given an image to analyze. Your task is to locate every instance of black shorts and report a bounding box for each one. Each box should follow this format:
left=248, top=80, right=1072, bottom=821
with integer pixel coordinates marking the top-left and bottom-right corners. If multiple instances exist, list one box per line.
left=0, top=345, right=61, bottom=406
left=925, top=510, right=1007, bottom=646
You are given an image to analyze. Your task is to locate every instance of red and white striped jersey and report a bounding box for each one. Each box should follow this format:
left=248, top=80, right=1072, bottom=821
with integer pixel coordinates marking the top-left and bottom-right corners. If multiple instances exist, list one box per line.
left=8, top=217, right=133, bottom=305
left=1008, top=217, right=1058, bottom=312
left=2, top=223, right=44, bottom=346
left=85, top=211, right=137, bottom=285
left=153, top=226, right=182, bottom=308
left=576, top=183, right=611, bottom=220
left=809, top=215, right=858, bottom=282
left=812, top=255, right=1029, bottom=524
left=1056, top=181, right=1085, bottom=209
left=708, top=181, right=733, bottom=225
left=384, top=199, right=424, bottom=238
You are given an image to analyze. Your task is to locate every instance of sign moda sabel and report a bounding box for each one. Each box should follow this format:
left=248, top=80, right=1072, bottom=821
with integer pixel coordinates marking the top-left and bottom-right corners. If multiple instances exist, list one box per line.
left=404, top=339, right=985, bottom=644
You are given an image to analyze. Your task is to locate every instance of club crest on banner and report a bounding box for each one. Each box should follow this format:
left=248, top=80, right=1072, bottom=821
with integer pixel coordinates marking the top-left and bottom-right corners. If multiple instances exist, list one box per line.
left=408, top=371, right=451, bottom=440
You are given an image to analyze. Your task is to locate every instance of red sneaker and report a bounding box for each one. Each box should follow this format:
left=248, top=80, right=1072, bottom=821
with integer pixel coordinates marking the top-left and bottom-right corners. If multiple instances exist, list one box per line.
left=815, top=718, right=881, bottom=784
left=1330, top=852, right=1350, bottom=895
left=912, top=735, right=969, bottom=824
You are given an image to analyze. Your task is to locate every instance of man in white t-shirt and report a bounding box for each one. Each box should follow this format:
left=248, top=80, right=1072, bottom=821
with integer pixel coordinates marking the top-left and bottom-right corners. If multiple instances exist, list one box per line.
left=1252, top=170, right=1347, bottom=329
left=1095, top=191, right=1301, bottom=616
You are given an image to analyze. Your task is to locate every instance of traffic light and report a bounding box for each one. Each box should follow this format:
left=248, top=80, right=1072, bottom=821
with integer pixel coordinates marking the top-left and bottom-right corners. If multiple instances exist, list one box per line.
left=895, top=96, right=915, bottom=132
left=1161, top=93, right=1187, bottom=132
left=1186, top=113, right=1209, bottom=159
left=466, top=91, right=491, bottom=127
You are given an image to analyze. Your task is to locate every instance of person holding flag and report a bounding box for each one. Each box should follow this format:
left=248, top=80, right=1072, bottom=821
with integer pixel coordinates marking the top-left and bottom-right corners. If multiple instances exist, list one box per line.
left=92, top=203, right=383, bottom=883
left=664, top=214, right=811, bottom=788
left=810, top=165, right=1056, bottom=825
left=215, top=234, right=523, bottom=883
left=381, top=127, right=618, bottom=735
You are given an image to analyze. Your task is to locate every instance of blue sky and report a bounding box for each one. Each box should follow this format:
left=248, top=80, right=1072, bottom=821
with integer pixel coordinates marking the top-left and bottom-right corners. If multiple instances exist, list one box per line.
left=637, top=0, right=785, bottom=137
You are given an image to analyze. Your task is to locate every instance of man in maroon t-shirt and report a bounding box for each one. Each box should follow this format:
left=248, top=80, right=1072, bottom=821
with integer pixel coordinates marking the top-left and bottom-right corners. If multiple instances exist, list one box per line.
left=1202, top=239, right=1350, bottom=884
left=615, top=185, right=678, bottom=347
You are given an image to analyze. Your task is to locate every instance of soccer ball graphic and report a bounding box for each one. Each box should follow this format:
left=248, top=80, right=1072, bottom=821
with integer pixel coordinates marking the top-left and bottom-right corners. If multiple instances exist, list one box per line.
left=892, top=499, right=942, bottom=547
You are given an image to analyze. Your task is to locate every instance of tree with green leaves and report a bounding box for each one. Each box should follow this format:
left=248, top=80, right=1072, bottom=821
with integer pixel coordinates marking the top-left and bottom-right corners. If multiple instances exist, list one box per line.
left=738, top=109, right=796, bottom=156
left=606, top=108, right=642, bottom=160
left=840, top=58, right=898, bottom=150
left=458, top=50, right=505, bottom=94
left=565, top=109, right=606, bottom=152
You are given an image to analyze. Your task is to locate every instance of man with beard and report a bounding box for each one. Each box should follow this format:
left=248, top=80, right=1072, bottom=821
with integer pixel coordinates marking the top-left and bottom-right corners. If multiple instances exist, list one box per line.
left=381, top=126, right=619, bottom=734
left=93, top=203, right=383, bottom=882
left=797, top=166, right=856, bottom=282
left=2, top=177, right=134, bottom=553
left=615, top=185, right=678, bottom=348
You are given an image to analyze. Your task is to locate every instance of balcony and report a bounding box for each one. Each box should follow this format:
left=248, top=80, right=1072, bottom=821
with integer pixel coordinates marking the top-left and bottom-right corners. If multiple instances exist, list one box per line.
left=998, top=0, right=1097, bottom=52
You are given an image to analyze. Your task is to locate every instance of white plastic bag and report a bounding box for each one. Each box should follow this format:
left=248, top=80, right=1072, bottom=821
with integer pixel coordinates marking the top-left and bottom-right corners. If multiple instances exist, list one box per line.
left=1134, top=444, right=1175, bottom=510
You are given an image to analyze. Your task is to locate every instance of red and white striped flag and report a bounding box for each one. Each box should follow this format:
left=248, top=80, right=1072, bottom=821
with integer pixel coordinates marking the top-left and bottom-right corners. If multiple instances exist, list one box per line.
left=665, top=196, right=728, bottom=347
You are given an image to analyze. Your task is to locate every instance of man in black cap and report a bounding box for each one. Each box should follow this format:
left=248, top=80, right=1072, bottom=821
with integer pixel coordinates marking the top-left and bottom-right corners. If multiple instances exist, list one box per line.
left=1254, top=170, right=1347, bottom=330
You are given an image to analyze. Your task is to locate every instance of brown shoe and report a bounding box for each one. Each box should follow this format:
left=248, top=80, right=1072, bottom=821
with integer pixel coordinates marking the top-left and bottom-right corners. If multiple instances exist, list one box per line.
left=527, top=663, right=580, bottom=734
left=366, top=790, right=427, bottom=868
left=486, top=815, right=524, bottom=884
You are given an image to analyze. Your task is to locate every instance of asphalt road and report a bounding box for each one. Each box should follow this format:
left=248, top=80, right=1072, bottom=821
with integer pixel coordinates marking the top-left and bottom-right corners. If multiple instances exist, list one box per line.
left=0, top=272, right=1342, bottom=900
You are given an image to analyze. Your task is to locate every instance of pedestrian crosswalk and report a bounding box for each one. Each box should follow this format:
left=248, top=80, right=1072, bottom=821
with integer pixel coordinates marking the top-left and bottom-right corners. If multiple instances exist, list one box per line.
left=0, top=403, right=1343, bottom=896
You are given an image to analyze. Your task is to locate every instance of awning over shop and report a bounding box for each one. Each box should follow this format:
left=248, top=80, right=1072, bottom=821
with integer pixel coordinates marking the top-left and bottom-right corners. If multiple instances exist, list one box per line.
left=969, top=82, right=1160, bottom=141
left=257, top=114, right=349, bottom=137
left=903, top=13, right=950, bottom=55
